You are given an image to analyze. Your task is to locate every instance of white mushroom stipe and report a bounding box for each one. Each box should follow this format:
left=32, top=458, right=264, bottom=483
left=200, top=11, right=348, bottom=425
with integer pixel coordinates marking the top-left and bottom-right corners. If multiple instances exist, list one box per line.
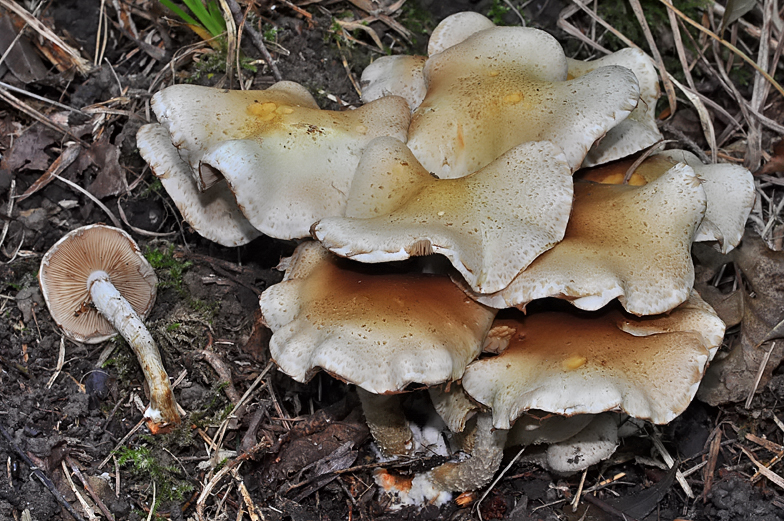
left=87, top=271, right=179, bottom=430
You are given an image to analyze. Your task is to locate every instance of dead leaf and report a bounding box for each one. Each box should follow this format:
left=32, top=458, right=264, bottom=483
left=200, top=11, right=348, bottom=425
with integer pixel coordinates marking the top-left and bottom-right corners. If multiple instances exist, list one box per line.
left=1, top=124, right=58, bottom=172
left=241, top=309, right=271, bottom=362
left=83, top=134, right=127, bottom=199
left=273, top=412, right=368, bottom=481
left=719, top=0, right=757, bottom=33
left=756, top=139, right=784, bottom=176
left=696, top=232, right=784, bottom=405
left=564, top=465, right=677, bottom=521
left=693, top=245, right=744, bottom=327
left=0, top=14, right=49, bottom=83
left=16, top=143, right=80, bottom=202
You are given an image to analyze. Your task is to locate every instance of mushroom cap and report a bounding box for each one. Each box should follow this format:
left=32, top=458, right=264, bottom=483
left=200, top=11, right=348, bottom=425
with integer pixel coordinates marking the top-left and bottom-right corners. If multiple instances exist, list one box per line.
left=313, top=139, right=574, bottom=294
left=39, top=224, right=158, bottom=344
left=567, top=48, right=662, bottom=167
left=136, top=123, right=261, bottom=247
left=427, top=11, right=496, bottom=56
left=360, top=55, right=427, bottom=112
left=359, top=11, right=496, bottom=113
left=406, top=26, right=640, bottom=178
left=460, top=291, right=726, bottom=430
left=428, top=384, right=479, bottom=433
left=198, top=95, right=411, bottom=240
left=151, top=81, right=320, bottom=191
left=259, top=241, right=497, bottom=394
left=577, top=150, right=755, bottom=253
left=465, top=162, right=707, bottom=315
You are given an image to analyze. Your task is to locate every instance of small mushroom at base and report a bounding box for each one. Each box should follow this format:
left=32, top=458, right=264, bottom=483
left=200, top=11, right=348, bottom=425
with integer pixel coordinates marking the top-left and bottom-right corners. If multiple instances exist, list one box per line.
left=39, top=225, right=180, bottom=434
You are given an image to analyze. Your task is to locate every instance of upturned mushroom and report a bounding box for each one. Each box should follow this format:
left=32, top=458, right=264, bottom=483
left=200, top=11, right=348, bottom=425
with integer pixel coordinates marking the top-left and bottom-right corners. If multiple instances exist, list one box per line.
left=313, top=138, right=573, bottom=294
left=405, top=25, right=640, bottom=178
left=136, top=123, right=261, bottom=247
left=259, top=241, right=497, bottom=455
left=39, top=225, right=180, bottom=434
left=463, top=162, right=708, bottom=314
left=149, top=83, right=411, bottom=239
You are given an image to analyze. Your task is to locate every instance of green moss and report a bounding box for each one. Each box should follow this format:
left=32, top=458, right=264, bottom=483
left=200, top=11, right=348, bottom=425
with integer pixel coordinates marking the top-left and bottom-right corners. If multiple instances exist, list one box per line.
left=116, top=444, right=194, bottom=513
left=101, top=339, right=138, bottom=382
left=144, top=244, right=192, bottom=294
left=486, top=0, right=526, bottom=26
left=399, top=1, right=436, bottom=52
left=140, top=178, right=164, bottom=198
left=187, top=382, right=233, bottom=429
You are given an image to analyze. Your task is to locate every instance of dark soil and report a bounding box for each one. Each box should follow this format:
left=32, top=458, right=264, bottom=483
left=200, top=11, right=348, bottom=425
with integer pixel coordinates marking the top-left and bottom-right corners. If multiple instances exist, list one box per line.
left=0, top=1, right=783, bottom=521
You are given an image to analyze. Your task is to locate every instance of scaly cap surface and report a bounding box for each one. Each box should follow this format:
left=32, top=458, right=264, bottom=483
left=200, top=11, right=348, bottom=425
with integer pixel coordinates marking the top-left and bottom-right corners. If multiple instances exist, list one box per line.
left=466, top=163, right=706, bottom=314
left=407, top=27, right=640, bottom=178
left=151, top=81, right=319, bottom=190
left=198, top=95, right=411, bottom=239
left=568, top=48, right=662, bottom=167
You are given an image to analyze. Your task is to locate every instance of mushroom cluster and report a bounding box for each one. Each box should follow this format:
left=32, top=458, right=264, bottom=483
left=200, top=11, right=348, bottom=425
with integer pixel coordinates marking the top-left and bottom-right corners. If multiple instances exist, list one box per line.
left=137, top=11, right=756, bottom=506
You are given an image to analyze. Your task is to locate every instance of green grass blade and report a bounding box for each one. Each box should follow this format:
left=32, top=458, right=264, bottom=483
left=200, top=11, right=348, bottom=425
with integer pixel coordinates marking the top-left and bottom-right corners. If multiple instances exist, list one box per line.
left=183, top=0, right=224, bottom=36
left=159, top=0, right=200, bottom=27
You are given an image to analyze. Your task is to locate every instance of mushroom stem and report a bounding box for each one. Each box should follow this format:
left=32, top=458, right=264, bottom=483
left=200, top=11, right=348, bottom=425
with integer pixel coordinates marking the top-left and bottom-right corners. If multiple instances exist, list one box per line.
left=87, top=271, right=180, bottom=433
left=375, top=412, right=507, bottom=506
left=417, top=412, right=507, bottom=498
left=357, top=388, right=414, bottom=457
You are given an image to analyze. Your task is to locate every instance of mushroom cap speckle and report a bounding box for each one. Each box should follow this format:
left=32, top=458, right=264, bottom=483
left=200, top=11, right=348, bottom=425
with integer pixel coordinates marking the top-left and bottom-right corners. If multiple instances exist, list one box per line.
left=568, top=48, right=662, bottom=167
left=464, top=162, right=707, bottom=315
left=39, top=224, right=157, bottom=344
left=259, top=242, right=497, bottom=394
left=406, top=26, right=640, bottom=178
left=460, top=291, right=725, bottom=430
left=313, top=139, right=573, bottom=294
left=136, top=123, right=261, bottom=247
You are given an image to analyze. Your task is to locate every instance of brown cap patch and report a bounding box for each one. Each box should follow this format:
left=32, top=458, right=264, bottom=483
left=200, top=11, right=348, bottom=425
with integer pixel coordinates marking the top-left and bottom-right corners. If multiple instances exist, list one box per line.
left=461, top=291, right=725, bottom=429
left=259, top=242, right=497, bottom=393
